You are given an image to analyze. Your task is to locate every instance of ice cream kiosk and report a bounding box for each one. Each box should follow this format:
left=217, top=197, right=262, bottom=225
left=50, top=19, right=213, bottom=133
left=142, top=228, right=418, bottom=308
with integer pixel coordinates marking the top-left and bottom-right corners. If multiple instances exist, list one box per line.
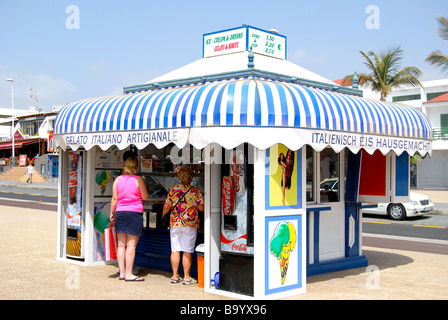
left=54, top=26, right=432, bottom=299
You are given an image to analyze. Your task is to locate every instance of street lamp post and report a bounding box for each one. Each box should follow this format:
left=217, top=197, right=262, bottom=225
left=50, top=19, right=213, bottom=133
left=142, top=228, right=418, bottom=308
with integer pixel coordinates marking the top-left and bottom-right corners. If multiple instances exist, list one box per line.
left=5, top=78, right=15, bottom=167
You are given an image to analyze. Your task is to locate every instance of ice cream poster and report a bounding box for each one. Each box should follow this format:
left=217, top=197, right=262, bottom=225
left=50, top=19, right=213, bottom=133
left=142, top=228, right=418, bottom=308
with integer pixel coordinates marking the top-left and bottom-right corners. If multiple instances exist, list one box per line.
left=93, top=201, right=112, bottom=262
left=265, top=216, right=302, bottom=294
left=94, top=170, right=120, bottom=196
left=265, top=145, right=301, bottom=210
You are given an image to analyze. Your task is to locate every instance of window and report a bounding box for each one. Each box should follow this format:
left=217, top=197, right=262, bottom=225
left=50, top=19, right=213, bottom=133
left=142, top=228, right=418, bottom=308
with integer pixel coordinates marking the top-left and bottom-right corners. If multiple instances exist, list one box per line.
left=138, top=143, right=205, bottom=230
left=306, top=147, right=314, bottom=202
left=427, top=91, right=448, bottom=101
left=392, top=94, right=421, bottom=102
left=48, top=119, right=55, bottom=131
left=441, top=114, right=448, bottom=128
left=319, top=148, right=340, bottom=202
left=306, top=146, right=341, bottom=203
left=20, top=120, right=43, bottom=136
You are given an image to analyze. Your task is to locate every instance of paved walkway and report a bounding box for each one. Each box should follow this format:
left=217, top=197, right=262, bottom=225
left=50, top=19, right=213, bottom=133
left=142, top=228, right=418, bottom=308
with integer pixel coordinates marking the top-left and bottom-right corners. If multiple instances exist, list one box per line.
left=0, top=181, right=447, bottom=300
left=0, top=179, right=57, bottom=191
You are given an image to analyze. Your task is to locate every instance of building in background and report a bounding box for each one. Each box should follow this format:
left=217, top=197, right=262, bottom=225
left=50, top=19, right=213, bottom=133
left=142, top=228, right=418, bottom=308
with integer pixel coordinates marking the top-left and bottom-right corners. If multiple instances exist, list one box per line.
left=0, top=105, right=60, bottom=179
left=334, top=78, right=448, bottom=189
left=388, top=79, right=448, bottom=189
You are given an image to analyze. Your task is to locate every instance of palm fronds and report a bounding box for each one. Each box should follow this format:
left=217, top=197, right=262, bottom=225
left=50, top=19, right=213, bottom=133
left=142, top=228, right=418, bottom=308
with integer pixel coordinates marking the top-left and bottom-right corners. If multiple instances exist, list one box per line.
left=426, top=16, right=448, bottom=74
left=344, top=46, right=421, bottom=101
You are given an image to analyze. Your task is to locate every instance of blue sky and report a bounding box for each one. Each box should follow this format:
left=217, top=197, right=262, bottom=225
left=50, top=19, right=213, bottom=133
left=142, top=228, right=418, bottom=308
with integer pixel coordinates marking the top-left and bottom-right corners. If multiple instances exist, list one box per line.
left=1, top=0, right=447, bottom=112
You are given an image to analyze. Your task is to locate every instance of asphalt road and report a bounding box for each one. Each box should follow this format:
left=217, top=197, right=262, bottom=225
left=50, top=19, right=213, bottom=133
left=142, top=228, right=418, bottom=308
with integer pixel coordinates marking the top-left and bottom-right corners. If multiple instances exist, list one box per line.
left=362, top=213, right=448, bottom=241
left=0, top=188, right=57, bottom=202
left=0, top=186, right=57, bottom=210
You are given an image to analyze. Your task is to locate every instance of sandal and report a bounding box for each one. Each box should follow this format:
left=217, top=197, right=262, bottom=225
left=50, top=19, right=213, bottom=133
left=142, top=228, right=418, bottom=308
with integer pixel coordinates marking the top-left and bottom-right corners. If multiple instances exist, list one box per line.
left=170, top=276, right=183, bottom=284
left=182, top=277, right=197, bottom=285
left=125, top=276, right=145, bottom=282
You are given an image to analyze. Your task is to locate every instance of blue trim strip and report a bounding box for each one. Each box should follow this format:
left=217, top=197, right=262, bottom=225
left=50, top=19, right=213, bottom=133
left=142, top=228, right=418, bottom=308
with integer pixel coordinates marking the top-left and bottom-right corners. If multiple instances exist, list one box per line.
left=306, top=207, right=331, bottom=265
left=345, top=202, right=360, bottom=257
left=313, top=211, right=319, bottom=264
left=307, top=255, right=368, bottom=277
left=395, top=152, right=409, bottom=197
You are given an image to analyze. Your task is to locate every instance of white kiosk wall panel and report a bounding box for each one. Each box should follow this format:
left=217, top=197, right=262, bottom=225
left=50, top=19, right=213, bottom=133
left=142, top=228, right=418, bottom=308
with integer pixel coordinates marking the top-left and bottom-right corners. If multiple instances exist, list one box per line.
left=204, top=144, right=223, bottom=294
left=318, top=203, right=344, bottom=262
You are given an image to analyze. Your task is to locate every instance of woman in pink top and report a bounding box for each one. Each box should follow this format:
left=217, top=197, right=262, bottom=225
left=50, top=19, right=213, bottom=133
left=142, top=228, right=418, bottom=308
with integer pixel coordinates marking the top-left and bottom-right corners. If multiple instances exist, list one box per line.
left=110, top=156, right=149, bottom=281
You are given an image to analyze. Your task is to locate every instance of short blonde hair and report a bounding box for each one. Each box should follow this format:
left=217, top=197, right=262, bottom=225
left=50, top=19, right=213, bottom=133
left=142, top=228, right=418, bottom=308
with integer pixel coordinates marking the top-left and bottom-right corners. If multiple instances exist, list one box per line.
left=178, top=166, right=193, bottom=185
left=122, top=157, right=138, bottom=175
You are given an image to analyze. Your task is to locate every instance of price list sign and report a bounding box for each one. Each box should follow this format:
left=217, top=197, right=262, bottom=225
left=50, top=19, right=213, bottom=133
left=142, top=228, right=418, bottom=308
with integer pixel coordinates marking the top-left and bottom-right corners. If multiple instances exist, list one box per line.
left=203, top=26, right=286, bottom=60
left=248, top=27, right=286, bottom=60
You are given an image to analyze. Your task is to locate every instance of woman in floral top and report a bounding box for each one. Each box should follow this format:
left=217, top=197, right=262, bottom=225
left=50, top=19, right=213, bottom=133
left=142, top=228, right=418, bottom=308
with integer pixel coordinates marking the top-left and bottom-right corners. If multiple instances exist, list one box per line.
left=162, top=166, right=204, bottom=285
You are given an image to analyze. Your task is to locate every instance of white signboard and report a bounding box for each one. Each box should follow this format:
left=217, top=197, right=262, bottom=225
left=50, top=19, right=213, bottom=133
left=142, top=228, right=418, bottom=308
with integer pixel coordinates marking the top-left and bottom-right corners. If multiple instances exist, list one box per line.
left=55, top=128, right=189, bottom=151
left=203, top=26, right=287, bottom=60
left=203, top=27, right=246, bottom=58
left=248, top=27, right=286, bottom=60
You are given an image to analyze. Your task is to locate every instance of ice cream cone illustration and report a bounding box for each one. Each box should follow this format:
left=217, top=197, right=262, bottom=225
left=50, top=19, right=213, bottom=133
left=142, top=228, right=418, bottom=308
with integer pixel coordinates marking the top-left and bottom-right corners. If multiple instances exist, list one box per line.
left=95, top=170, right=110, bottom=196
left=270, top=222, right=296, bottom=285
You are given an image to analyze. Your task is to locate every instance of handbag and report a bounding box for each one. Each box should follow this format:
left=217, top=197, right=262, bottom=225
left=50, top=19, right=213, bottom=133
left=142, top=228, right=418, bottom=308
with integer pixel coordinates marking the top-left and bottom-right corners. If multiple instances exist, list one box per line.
left=161, top=186, right=193, bottom=229
left=104, top=227, right=117, bottom=261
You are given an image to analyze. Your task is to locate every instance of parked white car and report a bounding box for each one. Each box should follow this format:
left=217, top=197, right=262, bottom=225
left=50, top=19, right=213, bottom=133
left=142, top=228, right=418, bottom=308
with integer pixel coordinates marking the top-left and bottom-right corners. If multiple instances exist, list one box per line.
left=362, top=192, right=434, bottom=220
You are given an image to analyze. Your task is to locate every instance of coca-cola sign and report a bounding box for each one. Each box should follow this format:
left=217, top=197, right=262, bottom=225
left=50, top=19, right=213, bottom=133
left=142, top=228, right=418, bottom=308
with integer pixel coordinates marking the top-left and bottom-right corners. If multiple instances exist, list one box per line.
left=221, top=176, right=234, bottom=215
left=231, top=243, right=247, bottom=251
left=230, top=154, right=245, bottom=194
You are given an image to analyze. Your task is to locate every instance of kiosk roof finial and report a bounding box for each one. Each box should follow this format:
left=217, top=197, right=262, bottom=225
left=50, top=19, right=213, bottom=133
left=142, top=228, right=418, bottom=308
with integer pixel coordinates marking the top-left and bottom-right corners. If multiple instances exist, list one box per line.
left=248, top=46, right=255, bottom=68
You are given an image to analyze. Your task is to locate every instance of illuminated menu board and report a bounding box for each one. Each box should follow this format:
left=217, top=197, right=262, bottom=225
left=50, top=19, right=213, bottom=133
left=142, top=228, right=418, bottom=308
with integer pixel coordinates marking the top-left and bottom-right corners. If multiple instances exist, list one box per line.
left=203, top=26, right=286, bottom=60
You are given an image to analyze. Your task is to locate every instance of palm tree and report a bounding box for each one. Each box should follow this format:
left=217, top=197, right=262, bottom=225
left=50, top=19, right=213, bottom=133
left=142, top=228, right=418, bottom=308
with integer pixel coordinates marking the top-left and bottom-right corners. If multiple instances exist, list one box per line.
left=426, top=16, right=448, bottom=74
left=344, top=46, right=422, bottom=101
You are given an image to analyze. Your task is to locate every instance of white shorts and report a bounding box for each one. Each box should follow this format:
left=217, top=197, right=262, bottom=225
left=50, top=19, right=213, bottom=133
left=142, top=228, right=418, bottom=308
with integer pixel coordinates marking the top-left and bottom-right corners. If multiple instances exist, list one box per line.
left=170, top=227, right=197, bottom=253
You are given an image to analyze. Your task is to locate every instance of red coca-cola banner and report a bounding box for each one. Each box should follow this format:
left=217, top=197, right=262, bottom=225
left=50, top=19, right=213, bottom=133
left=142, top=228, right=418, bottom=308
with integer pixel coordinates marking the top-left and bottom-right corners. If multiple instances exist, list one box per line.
left=222, top=176, right=235, bottom=215
left=230, top=155, right=244, bottom=194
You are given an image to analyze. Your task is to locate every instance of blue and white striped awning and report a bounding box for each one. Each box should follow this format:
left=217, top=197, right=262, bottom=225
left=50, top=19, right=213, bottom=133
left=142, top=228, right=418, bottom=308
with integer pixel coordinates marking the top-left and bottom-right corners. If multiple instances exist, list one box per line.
left=54, top=78, right=432, bottom=156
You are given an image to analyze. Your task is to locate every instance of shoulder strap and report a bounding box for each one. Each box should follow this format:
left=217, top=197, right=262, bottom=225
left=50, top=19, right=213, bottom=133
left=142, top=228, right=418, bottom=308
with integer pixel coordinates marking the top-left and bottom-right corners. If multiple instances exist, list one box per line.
left=171, top=186, right=193, bottom=209
left=179, top=186, right=193, bottom=202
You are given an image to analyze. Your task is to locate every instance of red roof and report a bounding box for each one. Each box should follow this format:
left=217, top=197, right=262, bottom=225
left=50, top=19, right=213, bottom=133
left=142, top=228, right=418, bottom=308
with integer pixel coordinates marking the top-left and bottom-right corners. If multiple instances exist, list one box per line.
left=425, top=92, right=448, bottom=103
left=333, top=77, right=369, bottom=86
